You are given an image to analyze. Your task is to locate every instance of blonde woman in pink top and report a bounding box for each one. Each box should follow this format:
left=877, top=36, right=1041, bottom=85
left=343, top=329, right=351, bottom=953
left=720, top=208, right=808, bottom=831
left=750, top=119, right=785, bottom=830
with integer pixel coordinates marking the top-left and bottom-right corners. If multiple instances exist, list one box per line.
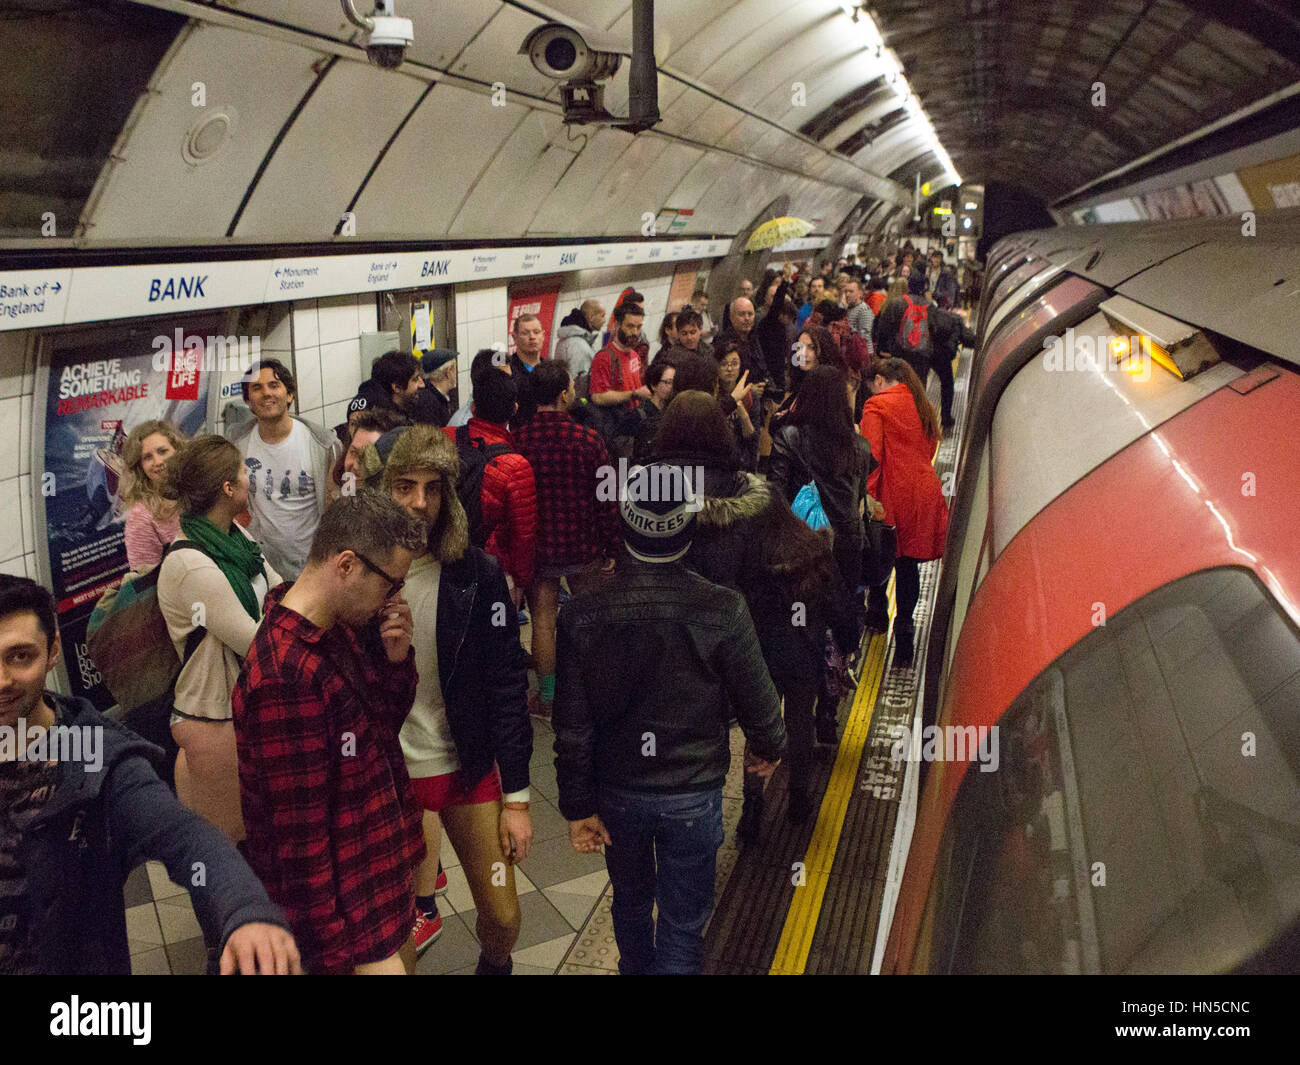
left=120, top=420, right=186, bottom=571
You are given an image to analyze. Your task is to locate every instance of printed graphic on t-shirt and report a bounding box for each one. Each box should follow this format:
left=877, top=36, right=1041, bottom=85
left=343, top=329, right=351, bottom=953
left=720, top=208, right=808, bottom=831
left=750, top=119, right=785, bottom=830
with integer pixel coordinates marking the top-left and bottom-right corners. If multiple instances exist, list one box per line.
left=243, top=421, right=321, bottom=580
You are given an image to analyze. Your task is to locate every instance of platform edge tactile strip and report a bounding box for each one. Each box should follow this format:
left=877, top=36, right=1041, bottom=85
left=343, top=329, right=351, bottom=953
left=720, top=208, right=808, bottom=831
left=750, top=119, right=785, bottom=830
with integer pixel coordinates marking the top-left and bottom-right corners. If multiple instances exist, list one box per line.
left=803, top=346, right=975, bottom=975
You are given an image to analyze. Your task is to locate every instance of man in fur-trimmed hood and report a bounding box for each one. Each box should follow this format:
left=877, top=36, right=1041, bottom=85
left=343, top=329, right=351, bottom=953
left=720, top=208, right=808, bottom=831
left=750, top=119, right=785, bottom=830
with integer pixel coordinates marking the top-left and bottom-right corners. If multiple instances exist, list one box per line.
left=378, top=426, right=533, bottom=973
left=381, top=426, right=470, bottom=564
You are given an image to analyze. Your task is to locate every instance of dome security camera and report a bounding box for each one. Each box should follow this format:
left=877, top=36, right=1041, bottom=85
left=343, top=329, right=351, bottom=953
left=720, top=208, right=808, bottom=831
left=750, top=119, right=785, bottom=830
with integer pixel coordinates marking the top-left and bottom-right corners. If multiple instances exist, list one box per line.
left=367, top=13, right=414, bottom=69
left=520, top=23, right=625, bottom=82
left=341, top=0, right=413, bottom=70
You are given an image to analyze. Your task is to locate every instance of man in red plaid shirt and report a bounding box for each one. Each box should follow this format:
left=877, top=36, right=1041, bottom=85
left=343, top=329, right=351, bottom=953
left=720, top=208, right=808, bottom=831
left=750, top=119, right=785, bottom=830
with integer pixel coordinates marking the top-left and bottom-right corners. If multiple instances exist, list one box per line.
left=233, top=491, right=429, bottom=975
left=514, top=360, right=620, bottom=720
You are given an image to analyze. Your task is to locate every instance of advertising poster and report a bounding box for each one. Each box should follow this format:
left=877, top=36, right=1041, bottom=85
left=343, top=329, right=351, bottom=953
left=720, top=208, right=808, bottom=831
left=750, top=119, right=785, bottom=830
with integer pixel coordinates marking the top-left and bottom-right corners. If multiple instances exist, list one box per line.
left=38, top=319, right=217, bottom=708
left=506, top=284, right=560, bottom=357
left=667, top=260, right=702, bottom=314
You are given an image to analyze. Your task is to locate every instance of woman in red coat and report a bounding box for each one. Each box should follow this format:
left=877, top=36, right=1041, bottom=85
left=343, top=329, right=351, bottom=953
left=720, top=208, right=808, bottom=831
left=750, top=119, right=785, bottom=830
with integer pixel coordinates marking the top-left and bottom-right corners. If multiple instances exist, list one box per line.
left=859, top=357, right=949, bottom=667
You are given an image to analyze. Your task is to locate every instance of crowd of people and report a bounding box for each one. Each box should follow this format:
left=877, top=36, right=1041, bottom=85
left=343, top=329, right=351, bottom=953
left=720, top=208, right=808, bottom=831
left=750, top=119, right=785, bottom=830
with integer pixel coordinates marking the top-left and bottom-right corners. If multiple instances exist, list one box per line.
left=2, top=245, right=975, bottom=977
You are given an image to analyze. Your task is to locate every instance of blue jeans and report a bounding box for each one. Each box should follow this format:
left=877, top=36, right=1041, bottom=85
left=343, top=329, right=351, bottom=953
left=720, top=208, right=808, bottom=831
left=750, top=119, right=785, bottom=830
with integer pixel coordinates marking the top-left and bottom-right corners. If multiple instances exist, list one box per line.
left=597, top=787, right=725, bottom=975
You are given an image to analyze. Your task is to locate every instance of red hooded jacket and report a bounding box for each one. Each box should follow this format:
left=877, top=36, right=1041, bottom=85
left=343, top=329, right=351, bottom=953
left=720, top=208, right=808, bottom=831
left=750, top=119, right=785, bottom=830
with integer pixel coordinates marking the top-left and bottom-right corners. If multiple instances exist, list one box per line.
left=859, top=383, right=949, bottom=561
left=445, top=418, right=537, bottom=588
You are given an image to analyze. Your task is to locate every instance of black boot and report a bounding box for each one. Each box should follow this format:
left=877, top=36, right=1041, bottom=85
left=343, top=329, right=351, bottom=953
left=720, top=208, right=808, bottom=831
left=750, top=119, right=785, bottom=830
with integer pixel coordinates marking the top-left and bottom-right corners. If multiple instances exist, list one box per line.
left=893, top=626, right=915, bottom=669
left=786, top=785, right=813, bottom=824
left=738, top=790, right=764, bottom=847
left=815, top=714, right=838, bottom=745
left=863, top=598, right=889, bottom=633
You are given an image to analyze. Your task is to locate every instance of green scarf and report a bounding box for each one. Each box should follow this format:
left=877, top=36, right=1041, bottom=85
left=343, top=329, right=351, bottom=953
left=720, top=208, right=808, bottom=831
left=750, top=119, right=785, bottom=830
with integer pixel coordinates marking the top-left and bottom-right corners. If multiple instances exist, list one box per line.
left=178, top=515, right=268, bottom=622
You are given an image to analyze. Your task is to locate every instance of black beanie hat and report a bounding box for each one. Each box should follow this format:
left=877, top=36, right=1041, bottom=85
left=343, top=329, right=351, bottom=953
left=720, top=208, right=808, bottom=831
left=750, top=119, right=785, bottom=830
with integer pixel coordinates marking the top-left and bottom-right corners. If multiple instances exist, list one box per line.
left=619, top=463, right=698, bottom=563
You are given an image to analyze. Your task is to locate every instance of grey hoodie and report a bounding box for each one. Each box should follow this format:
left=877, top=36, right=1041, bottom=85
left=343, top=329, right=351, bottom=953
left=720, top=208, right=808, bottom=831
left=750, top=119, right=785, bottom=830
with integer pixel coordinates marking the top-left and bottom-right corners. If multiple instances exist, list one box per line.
left=555, top=323, right=600, bottom=379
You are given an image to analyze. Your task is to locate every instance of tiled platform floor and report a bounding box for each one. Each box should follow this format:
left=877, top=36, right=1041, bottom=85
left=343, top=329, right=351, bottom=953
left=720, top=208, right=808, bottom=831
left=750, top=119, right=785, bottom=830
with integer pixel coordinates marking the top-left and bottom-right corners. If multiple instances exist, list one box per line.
left=126, top=717, right=752, bottom=975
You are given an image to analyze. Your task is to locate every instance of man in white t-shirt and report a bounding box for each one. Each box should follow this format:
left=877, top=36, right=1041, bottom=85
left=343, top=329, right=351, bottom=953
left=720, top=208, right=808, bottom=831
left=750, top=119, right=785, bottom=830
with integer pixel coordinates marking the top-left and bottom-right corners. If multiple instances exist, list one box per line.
left=227, top=360, right=341, bottom=581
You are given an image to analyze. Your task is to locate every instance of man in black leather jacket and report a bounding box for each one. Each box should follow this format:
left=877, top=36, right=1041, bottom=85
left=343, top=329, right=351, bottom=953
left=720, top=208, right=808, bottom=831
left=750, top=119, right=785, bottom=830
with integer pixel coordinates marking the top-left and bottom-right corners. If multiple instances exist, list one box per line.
left=554, top=464, right=786, bottom=975
left=382, top=427, right=533, bottom=973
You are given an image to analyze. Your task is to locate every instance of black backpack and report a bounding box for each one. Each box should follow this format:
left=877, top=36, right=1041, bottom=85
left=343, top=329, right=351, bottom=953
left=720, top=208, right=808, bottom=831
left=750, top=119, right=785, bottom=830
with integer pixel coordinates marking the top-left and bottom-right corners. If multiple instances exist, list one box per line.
left=454, top=424, right=514, bottom=547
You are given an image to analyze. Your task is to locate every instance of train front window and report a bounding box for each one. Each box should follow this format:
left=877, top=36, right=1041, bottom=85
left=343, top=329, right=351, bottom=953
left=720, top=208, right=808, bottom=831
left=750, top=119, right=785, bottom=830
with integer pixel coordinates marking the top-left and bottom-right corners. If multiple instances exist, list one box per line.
left=920, top=567, right=1300, bottom=973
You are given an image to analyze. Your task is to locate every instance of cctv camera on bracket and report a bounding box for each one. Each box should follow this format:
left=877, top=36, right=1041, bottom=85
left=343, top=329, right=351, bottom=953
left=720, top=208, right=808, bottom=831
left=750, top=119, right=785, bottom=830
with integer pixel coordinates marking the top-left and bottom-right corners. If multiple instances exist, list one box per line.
left=341, top=0, right=414, bottom=70
left=520, top=3, right=660, bottom=135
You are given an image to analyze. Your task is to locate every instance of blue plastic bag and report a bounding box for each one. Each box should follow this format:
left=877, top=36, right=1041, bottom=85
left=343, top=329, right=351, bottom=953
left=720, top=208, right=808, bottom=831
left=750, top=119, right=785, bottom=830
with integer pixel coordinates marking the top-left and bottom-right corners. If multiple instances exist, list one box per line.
left=791, top=481, right=829, bottom=530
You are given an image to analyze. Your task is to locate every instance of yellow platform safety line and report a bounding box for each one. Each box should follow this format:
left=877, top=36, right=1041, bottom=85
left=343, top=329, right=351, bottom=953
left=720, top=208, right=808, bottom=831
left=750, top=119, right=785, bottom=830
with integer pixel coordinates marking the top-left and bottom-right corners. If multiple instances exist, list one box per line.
left=769, top=576, right=896, bottom=975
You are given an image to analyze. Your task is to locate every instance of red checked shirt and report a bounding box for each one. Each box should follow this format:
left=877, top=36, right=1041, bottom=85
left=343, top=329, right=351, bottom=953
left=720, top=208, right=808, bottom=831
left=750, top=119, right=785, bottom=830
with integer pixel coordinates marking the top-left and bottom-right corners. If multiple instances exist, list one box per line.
left=514, top=409, right=620, bottom=569
left=232, top=586, right=424, bottom=975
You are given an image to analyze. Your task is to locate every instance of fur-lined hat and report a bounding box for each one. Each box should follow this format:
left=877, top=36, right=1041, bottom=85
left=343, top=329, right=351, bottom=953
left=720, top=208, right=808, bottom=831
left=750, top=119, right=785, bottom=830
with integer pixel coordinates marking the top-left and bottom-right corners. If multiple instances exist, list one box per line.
left=380, top=426, right=469, bottom=564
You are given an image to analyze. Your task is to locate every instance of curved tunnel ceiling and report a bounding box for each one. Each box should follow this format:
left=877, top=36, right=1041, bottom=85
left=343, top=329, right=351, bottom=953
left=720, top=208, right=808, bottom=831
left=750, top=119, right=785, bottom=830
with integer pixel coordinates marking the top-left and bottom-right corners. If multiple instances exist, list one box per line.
left=860, top=0, right=1300, bottom=201
left=1, top=0, right=923, bottom=245
left=1, top=0, right=1296, bottom=248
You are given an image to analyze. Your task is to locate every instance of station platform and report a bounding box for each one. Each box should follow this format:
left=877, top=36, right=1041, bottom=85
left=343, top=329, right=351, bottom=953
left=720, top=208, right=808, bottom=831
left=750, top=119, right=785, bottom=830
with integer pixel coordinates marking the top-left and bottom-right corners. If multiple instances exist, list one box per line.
left=704, top=344, right=971, bottom=976
left=120, top=345, right=973, bottom=976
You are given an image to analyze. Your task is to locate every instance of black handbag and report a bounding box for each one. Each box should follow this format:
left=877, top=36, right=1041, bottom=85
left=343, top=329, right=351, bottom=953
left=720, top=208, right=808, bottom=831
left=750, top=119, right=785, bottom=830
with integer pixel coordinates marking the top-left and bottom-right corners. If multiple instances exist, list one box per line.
left=862, top=516, right=898, bottom=587
left=860, top=421, right=897, bottom=586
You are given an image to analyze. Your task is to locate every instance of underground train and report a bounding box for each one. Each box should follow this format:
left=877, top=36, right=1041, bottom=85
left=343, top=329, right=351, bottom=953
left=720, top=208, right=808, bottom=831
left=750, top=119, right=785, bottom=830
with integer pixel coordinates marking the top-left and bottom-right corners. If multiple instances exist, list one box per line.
left=882, top=211, right=1300, bottom=974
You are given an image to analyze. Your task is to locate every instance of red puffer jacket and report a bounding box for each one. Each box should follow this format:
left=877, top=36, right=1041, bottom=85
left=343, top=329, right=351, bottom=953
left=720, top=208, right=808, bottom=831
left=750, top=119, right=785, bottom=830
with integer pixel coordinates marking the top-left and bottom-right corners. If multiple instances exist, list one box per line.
left=859, top=383, right=948, bottom=561
left=444, top=418, right=537, bottom=589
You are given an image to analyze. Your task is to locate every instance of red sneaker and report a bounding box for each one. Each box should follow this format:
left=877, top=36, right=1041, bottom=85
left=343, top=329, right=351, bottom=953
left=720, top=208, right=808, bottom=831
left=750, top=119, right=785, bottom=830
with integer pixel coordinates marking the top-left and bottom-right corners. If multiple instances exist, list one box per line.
left=413, top=909, right=443, bottom=954
left=435, top=863, right=448, bottom=895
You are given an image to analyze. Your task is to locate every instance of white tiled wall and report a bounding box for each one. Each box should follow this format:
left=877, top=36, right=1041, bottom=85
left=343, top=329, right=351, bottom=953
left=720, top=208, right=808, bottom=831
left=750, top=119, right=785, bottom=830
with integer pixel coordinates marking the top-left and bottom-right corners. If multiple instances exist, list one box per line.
left=453, top=281, right=510, bottom=404
left=0, top=330, right=38, bottom=580
left=289, top=294, right=379, bottom=431
left=544, top=261, right=707, bottom=362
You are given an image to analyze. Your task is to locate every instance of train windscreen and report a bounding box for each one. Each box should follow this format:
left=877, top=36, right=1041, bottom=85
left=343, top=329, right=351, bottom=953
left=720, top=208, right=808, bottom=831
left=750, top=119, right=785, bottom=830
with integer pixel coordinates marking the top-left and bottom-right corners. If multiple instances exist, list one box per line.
left=915, top=567, right=1300, bottom=974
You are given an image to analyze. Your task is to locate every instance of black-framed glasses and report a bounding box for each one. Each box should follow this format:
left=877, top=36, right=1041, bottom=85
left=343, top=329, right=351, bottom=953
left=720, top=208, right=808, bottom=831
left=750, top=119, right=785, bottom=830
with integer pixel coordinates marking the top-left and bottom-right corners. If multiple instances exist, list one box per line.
left=351, top=550, right=405, bottom=597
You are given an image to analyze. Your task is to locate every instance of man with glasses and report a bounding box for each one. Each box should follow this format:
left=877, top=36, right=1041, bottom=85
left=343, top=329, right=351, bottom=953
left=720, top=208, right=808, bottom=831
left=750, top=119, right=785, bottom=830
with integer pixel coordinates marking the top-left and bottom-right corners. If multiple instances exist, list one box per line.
left=233, top=491, right=430, bottom=974
left=383, top=427, right=533, bottom=973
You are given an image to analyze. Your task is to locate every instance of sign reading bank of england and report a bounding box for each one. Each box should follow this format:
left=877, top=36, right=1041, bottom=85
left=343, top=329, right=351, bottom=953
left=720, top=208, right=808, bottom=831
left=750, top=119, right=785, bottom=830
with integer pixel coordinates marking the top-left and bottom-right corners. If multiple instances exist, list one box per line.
left=0, top=269, right=71, bottom=331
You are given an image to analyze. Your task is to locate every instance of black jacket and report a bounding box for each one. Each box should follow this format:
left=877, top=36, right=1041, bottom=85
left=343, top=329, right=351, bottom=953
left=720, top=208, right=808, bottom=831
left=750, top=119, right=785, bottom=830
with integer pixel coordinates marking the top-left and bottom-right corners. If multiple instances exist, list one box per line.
left=684, top=468, right=854, bottom=680
left=19, top=694, right=289, bottom=974
left=631, top=400, right=664, bottom=465
left=435, top=546, right=533, bottom=794
left=411, top=385, right=451, bottom=428
left=715, top=329, right=773, bottom=391
left=755, top=279, right=793, bottom=390
left=509, top=353, right=541, bottom=428
left=769, top=425, right=874, bottom=596
left=553, top=557, right=786, bottom=819
left=928, top=306, right=977, bottom=361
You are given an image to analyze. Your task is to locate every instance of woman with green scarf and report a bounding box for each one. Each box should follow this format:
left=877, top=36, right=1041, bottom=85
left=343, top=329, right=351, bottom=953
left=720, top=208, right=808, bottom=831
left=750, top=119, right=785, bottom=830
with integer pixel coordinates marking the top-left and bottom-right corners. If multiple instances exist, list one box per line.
left=158, top=435, right=283, bottom=843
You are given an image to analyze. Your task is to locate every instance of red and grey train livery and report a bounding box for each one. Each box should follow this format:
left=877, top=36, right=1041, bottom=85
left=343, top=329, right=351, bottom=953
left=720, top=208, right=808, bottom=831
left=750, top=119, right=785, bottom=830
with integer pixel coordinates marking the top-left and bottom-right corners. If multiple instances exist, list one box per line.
left=883, top=212, right=1300, bottom=974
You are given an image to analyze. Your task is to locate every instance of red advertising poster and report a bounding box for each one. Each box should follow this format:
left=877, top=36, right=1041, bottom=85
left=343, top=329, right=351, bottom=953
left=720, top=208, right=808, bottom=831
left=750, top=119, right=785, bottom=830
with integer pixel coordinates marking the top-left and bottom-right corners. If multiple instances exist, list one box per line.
left=506, top=284, right=560, bottom=357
